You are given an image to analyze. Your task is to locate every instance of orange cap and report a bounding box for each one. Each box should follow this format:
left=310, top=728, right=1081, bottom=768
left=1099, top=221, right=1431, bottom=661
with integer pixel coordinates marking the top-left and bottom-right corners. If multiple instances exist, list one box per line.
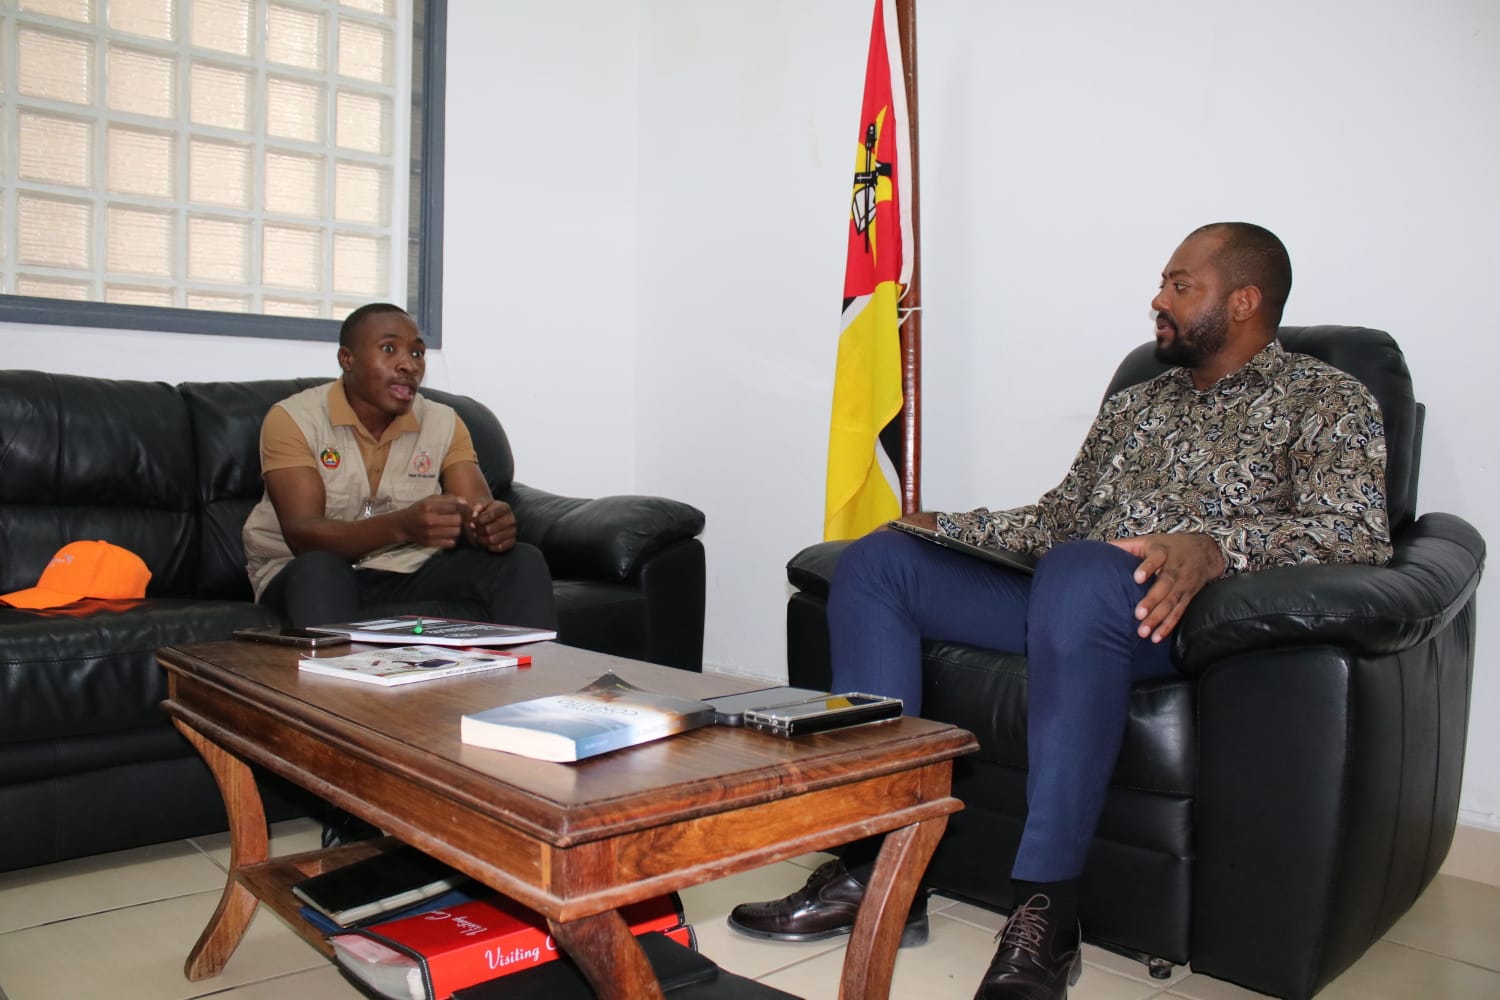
left=0, top=540, right=152, bottom=609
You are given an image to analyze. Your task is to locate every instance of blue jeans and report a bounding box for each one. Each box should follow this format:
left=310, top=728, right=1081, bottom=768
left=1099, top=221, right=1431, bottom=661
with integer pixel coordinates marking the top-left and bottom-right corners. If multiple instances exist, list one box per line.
left=828, top=531, right=1178, bottom=881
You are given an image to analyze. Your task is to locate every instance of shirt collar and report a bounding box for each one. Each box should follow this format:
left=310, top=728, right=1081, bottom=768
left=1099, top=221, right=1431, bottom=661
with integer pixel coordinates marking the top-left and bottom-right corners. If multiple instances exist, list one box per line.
left=328, top=378, right=422, bottom=444
left=1168, top=339, right=1286, bottom=394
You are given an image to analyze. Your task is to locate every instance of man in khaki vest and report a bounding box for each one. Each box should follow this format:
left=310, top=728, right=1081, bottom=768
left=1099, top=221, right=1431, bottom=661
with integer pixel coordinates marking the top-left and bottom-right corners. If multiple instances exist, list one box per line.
left=243, top=302, right=556, bottom=633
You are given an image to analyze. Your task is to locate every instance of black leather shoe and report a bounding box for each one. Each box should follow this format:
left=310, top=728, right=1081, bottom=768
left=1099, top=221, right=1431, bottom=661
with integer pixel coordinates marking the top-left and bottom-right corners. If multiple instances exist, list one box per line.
left=973, top=894, right=1082, bottom=1000
left=727, top=859, right=929, bottom=946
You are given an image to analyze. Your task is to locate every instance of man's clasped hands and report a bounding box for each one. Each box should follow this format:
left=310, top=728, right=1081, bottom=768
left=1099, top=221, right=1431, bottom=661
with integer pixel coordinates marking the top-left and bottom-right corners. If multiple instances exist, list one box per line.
left=396, top=495, right=518, bottom=553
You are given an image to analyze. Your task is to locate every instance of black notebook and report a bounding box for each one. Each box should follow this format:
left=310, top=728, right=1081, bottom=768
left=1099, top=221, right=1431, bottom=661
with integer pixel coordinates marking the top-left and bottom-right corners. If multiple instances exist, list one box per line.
left=451, top=930, right=713, bottom=998
left=292, top=846, right=471, bottom=927
left=886, top=519, right=1037, bottom=575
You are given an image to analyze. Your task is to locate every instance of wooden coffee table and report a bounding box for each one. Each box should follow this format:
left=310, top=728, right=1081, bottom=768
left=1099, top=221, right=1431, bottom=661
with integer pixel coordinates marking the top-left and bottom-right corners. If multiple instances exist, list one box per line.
left=159, top=640, right=977, bottom=999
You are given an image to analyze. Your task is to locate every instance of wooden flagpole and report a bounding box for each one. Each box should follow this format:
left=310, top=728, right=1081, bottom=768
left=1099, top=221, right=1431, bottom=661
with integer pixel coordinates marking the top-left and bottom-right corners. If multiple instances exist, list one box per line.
left=895, top=0, right=922, bottom=514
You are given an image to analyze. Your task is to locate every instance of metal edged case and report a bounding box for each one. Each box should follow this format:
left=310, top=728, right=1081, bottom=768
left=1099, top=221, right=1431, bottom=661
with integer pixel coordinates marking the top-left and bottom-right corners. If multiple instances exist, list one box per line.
left=742, top=693, right=903, bottom=738
left=704, top=686, right=827, bottom=726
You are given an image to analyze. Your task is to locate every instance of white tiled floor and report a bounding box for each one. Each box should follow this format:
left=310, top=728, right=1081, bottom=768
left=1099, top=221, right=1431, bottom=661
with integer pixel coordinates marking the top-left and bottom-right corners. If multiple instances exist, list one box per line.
left=2, top=818, right=1497, bottom=1000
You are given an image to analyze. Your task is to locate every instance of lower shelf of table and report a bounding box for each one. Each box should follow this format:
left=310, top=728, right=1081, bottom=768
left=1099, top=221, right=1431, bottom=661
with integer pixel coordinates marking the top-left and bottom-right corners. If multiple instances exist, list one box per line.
left=233, top=836, right=398, bottom=958
left=232, top=838, right=803, bottom=997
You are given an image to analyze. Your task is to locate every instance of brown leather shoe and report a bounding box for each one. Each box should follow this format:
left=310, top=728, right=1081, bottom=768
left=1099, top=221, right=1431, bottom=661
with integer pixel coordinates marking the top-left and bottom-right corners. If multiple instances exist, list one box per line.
left=973, top=894, right=1082, bottom=1000
left=726, top=859, right=929, bottom=946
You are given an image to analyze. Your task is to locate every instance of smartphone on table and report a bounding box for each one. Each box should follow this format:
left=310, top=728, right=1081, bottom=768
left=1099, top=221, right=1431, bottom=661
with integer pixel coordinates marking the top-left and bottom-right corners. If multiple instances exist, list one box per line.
left=231, top=626, right=352, bottom=648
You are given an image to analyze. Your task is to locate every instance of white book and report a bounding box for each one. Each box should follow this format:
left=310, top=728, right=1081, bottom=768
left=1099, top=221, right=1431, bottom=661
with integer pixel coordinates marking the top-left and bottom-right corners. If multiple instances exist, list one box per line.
left=461, top=672, right=715, bottom=762
left=298, top=645, right=529, bottom=687
left=307, top=615, right=557, bottom=647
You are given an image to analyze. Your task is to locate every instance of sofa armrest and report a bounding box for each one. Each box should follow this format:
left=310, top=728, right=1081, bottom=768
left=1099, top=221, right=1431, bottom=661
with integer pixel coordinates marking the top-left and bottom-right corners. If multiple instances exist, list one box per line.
left=786, top=540, right=854, bottom=598
left=505, top=482, right=705, bottom=583
left=1173, top=512, right=1486, bottom=674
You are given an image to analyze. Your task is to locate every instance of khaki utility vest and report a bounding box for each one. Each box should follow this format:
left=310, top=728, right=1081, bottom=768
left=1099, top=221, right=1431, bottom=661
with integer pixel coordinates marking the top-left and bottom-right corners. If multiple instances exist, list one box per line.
left=243, top=384, right=457, bottom=600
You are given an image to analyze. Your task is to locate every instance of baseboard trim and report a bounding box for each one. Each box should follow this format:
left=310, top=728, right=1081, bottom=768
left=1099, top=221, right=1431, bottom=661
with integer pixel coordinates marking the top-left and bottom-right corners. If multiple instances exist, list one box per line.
left=1439, top=821, right=1500, bottom=888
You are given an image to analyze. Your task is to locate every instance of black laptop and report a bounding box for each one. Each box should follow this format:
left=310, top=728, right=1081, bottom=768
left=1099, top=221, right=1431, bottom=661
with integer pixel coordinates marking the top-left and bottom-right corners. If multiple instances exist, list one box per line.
left=886, top=520, right=1037, bottom=575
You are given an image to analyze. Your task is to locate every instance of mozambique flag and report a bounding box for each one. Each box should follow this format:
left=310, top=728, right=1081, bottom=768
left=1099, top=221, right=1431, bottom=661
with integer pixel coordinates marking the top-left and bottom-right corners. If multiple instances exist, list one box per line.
left=824, top=0, right=912, bottom=541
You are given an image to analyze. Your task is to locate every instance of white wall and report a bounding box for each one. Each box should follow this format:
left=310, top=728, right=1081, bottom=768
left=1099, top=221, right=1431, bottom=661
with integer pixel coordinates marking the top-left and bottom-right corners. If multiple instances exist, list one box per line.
left=636, top=0, right=863, bottom=683
left=7, top=0, right=1497, bottom=830
left=441, top=1, right=642, bottom=497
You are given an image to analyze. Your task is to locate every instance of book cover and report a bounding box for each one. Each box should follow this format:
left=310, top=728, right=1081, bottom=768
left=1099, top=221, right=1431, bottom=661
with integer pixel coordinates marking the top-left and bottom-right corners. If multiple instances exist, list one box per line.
left=297, top=645, right=530, bottom=687
left=330, top=892, right=688, bottom=1000
left=307, top=615, right=557, bottom=647
left=459, top=672, right=716, bottom=762
left=293, top=847, right=472, bottom=927
left=450, top=929, right=709, bottom=999
left=299, top=887, right=480, bottom=936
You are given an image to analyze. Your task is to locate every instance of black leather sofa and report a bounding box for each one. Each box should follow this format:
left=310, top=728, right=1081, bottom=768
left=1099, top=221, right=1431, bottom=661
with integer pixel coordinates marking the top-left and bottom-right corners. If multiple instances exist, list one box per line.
left=783, top=328, right=1485, bottom=999
left=0, top=372, right=706, bottom=873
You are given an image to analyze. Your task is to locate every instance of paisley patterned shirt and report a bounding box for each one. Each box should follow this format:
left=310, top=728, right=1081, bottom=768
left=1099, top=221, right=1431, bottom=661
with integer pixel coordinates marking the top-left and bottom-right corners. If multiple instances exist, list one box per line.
left=935, top=341, right=1393, bottom=575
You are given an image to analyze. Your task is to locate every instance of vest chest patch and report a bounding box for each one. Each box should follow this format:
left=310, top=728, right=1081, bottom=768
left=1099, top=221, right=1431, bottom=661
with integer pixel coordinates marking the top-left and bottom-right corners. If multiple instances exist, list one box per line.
left=320, top=448, right=341, bottom=468
left=409, top=450, right=436, bottom=478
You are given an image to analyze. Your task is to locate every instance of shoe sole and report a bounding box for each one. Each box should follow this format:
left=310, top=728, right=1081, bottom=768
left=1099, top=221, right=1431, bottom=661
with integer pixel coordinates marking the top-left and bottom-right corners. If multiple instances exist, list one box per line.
left=727, top=914, right=930, bottom=948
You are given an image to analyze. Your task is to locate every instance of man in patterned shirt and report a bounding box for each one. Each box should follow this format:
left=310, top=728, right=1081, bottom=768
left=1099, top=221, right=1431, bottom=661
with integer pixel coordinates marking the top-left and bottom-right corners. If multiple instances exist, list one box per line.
left=728, top=223, right=1392, bottom=1000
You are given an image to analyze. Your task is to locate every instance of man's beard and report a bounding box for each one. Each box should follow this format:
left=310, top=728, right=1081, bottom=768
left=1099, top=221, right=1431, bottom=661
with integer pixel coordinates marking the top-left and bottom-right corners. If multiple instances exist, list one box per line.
left=1154, top=300, right=1229, bottom=368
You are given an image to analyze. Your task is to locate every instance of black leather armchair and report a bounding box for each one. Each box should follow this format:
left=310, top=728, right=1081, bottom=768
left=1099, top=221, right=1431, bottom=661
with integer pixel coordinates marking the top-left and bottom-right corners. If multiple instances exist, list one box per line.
left=783, top=327, right=1485, bottom=999
left=0, top=372, right=706, bottom=873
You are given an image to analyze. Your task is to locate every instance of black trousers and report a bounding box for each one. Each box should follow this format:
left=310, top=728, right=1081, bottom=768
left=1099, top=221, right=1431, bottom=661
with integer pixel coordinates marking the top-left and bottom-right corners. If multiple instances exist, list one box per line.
left=259, top=544, right=558, bottom=630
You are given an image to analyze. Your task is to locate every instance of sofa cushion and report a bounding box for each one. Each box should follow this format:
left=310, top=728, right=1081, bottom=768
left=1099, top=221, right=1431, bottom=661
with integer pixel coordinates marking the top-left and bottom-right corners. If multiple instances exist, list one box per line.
left=0, top=723, right=196, bottom=785
left=179, top=378, right=331, bottom=599
left=0, top=371, right=198, bottom=598
left=0, top=599, right=277, bottom=742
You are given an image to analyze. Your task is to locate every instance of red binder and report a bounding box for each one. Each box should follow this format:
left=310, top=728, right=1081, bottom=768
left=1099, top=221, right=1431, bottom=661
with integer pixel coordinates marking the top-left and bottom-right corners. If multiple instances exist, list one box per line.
left=330, top=892, right=689, bottom=1000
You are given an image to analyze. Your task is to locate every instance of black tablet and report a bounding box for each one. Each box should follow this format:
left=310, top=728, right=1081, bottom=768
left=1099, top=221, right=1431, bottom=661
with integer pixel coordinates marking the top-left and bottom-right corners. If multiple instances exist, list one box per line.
left=886, top=520, right=1037, bottom=575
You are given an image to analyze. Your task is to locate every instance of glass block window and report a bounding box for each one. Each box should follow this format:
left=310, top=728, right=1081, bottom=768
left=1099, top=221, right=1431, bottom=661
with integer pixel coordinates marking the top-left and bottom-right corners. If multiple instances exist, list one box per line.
left=0, top=0, right=445, bottom=342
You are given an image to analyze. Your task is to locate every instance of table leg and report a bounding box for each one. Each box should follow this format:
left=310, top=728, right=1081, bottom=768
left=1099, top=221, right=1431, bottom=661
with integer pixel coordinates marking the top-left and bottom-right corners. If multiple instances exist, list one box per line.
left=175, top=719, right=270, bottom=981
left=548, top=909, right=665, bottom=1000
left=839, top=815, right=949, bottom=1000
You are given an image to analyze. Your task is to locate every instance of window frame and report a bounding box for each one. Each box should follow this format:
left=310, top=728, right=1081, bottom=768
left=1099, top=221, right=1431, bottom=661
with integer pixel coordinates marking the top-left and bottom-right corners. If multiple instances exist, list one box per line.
left=0, top=0, right=447, bottom=346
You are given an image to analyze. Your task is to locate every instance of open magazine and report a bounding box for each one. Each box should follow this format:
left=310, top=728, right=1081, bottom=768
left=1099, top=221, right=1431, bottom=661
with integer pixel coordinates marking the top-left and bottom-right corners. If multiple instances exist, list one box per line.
left=298, top=645, right=529, bottom=687
left=307, top=615, right=556, bottom=647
